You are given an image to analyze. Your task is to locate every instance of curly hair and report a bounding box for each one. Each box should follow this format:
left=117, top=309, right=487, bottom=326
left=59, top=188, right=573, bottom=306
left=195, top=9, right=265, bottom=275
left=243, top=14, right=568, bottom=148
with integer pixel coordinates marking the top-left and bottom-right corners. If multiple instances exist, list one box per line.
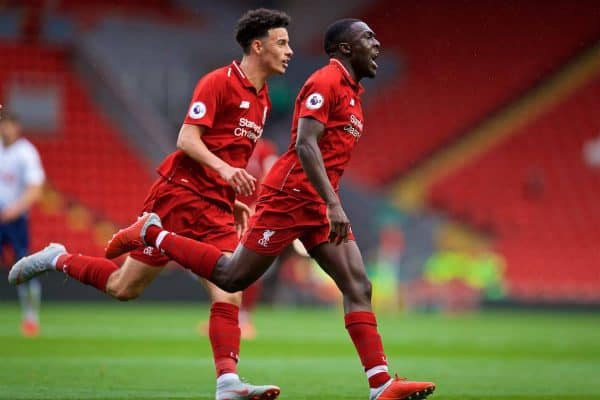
left=235, top=8, right=291, bottom=54
left=323, top=18, right=360, bottom=56
left=0, top=108, right=19, bottom=123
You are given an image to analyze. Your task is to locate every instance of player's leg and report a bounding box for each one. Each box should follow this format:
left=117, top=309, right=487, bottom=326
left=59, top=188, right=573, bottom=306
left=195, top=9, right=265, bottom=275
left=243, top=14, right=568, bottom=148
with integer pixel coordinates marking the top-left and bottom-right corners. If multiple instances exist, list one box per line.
left=129, top=222, right=276, bottom=292
left=203, top=279, right=280, bottom=400
left=309, top=241, right=388, bottom=388
left=203, top=278, right=243, bottom=377
left=10, top=180, right=161, bottom=292
left=17, top=278, right=41, bottom=336
left=103, top=256, right=162, bottom=300
left=200, top=246, right=246, bottom=389
left=199, top=287, right=260, bottom=340
left=309, top=240, right=435, bottom=400
left=106, top=187, right=288, bottom=292
left=184, top=202, right=281, bottom=399
left=151, top=187, right=281, bottom=399
left=9, top=244, right=163, bottom=301
left=5, top=215, right=41, bottom=336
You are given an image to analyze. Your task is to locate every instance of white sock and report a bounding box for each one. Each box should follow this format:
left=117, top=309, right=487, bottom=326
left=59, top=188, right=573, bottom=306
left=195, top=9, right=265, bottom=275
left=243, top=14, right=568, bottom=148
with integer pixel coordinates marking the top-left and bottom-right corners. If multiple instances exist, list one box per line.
left=366, top=365, right=389, bottom=379
left=367, top=365, right=390, bottom=399
left=155, top=231, right=169, bottom=249
left=216, top=372, right=239, bottom=387
left=25, top=309, right=38, bottom=323
left=51, top=254, right=61, bottom=268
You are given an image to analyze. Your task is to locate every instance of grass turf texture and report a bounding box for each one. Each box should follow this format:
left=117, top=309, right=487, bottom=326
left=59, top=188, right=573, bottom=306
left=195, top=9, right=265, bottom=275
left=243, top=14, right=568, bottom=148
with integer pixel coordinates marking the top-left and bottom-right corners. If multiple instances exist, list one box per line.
left=0, top=303, right=599, bottom=399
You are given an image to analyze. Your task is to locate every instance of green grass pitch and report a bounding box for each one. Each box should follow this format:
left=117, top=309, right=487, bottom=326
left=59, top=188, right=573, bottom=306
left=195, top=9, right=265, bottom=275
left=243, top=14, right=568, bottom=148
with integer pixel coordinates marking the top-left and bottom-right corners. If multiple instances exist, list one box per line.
left=1, top=302, right=599, bottom=399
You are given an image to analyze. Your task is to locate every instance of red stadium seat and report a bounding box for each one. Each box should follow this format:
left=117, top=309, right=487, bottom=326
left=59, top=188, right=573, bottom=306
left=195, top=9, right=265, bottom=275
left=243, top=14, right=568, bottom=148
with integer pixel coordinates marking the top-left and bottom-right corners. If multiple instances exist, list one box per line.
left=350, top=0, right=600, bottom=186
left=0, top=43, right=154, bottom=226
left=428, top=73, right=600, bottom=302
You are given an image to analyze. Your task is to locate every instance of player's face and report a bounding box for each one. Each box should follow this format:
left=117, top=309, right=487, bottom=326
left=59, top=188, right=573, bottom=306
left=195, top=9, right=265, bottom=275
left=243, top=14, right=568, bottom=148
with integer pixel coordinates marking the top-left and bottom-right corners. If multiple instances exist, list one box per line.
left=349, top=22, right=380, bottom=80
left=0, top=120, right=20, bottom=144
left=259, top=27, right=293, bottom=75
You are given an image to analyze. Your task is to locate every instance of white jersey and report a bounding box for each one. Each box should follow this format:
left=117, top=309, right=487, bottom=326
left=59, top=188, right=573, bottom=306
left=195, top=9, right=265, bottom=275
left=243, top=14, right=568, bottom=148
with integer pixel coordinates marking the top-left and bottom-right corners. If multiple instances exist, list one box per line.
left=0, top=137, right=45, bottom=210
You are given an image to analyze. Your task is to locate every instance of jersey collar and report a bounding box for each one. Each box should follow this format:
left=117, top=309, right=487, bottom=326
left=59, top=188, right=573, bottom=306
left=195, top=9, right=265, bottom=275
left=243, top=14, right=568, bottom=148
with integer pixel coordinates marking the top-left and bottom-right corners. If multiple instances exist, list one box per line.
left=229, top=60, right=266, bottom=93
left=329, top=58, right=364, bottom=95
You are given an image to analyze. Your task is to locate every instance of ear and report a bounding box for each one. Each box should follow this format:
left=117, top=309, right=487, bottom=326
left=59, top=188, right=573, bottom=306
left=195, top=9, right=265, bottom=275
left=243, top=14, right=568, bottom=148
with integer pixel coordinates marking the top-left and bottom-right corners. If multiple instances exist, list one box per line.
left=250, top=38, right=264, bottom=55
left=339, top=42, right=352, bottom=56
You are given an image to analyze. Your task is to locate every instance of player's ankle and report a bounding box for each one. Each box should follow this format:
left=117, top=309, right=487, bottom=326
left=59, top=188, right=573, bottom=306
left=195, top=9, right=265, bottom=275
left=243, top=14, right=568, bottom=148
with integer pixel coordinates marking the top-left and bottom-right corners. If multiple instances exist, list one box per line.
left=53, top=254, right=68, bottom=270
left=144, top=225, right=163, bottom=246
left=216, top=372, right=239, bottom=386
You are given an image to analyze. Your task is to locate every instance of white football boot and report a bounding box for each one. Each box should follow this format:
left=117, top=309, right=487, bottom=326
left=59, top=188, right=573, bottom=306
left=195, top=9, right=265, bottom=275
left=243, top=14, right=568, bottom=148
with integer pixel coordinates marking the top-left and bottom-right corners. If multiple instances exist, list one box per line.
left=216, top=374, right=280, bottom=400
left=8, top=243, right=66, bottom=285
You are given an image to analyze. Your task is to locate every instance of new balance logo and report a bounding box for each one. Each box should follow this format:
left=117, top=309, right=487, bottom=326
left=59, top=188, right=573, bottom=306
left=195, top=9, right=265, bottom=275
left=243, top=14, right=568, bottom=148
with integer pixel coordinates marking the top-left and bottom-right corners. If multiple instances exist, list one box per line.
left=258, top=230, right=275, bottom=247
left=240, top=100, right=250, bottom=109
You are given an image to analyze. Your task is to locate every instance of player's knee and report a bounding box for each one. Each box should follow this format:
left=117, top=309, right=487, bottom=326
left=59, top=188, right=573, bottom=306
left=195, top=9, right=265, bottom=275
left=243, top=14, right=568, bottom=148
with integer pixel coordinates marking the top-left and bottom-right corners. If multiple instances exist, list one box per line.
left=362, top=279, right=373, bottom=300
left=110, top=285, right=142, bottom=301
left=344, top=277, right=372, bottom=303
left=355, top=279, right=372, bottom=300
left=223, top=278, right=244, bottom=294
left=212, top=266, right=247, bottom=293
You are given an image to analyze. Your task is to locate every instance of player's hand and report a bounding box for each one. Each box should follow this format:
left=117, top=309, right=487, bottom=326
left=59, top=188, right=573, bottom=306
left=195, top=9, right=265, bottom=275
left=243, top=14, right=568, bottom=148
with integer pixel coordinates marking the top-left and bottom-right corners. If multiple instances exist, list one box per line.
left=0, top=205, right=23, bottom=223
left=233, top=199, right=251, bottom=238
left=326, top=202, right=350, bottom=245
left=218, top=165, right=257, bottom=196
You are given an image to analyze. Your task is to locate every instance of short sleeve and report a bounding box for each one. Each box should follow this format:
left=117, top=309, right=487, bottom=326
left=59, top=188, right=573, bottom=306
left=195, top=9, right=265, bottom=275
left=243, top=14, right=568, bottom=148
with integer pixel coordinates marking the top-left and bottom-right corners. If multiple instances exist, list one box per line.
left=22, top=142, right=45, bottom=185
left=297, top=76, right=333, bottom=126
left=183, top=71, right=223, bottom=127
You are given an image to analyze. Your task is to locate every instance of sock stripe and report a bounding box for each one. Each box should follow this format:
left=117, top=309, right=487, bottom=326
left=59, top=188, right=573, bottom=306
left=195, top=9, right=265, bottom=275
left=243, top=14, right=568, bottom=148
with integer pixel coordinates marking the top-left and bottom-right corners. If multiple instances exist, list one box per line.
left=366, top=365, right=389, bottom=378
left=155, top=231, right=169, bottom=250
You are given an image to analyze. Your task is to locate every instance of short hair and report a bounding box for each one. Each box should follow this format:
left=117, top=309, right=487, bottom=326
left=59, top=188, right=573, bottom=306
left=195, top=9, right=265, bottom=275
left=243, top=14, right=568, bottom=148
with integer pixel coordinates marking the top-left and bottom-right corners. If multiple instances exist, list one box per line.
left=0, top=108, right=19, bottom=124
left=324, top=18, right=360, bottom=56
left=235, top=8, right=291, bottom=54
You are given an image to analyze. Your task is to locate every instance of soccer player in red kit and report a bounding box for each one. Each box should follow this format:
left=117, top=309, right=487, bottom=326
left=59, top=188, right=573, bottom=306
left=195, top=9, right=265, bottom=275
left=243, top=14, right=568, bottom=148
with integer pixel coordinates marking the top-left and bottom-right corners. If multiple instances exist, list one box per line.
left=105, top=18, right=436, bottom=400
left=9, top=8, right=292, bottom=400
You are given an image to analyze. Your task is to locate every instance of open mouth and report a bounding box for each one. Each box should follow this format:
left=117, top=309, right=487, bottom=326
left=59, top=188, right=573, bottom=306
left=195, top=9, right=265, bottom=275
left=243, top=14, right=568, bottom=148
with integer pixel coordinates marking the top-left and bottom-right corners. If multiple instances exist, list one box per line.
left=370, top=52, right=379, bottom=69
left=282, top=59, right=290, bottom=69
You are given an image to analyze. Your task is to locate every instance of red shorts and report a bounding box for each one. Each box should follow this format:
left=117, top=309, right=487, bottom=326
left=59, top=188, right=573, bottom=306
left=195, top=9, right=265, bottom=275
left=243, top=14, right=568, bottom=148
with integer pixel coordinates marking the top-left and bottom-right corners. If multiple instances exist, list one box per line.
left=129, top=178, right=237, bottom=266
left=241, top=187, right=354, bottom=256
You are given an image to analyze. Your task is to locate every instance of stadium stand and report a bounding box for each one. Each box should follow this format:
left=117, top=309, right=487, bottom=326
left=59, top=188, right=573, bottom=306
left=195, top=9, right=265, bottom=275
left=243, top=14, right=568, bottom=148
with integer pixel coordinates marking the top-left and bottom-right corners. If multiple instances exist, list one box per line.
left=0, top=42, right=154, bottom=227
left=428, top=71, right=600, bottom=302
left=49, top=0, right=196, bottom=27
left=349, top=0, right=600, bottom=186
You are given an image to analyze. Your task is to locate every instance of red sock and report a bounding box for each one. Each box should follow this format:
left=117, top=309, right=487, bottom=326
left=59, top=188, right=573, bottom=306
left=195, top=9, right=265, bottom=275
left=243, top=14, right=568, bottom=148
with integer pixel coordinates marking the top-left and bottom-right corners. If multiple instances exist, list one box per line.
left=345, top=311, right=391, bottom=388
left=144, top=225, right=161, bottom=245
left=55, top=254, right=118, bottom=292
left=145, top=226, right=222, bottom=280
left=209, top=302, right=240, bottom=377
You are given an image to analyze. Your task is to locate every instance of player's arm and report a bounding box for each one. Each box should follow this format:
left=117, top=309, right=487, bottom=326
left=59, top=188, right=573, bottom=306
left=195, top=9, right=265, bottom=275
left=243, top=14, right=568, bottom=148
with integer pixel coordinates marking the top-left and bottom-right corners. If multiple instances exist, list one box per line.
left=295, top=117, right=350, bottom=245
left=177, top=123, right=256, bottom=196
left=233, top=199, right=251, bottom=238
left=0, top=184, right=43, bottom=223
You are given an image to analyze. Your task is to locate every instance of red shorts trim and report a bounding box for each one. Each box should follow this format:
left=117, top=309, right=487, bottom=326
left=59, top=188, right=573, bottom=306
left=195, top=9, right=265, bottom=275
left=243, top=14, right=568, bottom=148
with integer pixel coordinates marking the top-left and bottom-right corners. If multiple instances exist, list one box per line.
left=129, top=179, right=237, bottom=266
left=241, top=187, right=354, bottom=256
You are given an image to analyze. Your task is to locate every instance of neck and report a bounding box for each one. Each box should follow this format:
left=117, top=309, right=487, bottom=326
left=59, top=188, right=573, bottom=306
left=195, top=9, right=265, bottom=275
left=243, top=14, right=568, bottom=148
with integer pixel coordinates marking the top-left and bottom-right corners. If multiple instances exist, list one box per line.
left=239, top=55, right=268, bottom=91
left=2, top=136, right=18, bottom=147
left=333, top=57, right=359, bottom=83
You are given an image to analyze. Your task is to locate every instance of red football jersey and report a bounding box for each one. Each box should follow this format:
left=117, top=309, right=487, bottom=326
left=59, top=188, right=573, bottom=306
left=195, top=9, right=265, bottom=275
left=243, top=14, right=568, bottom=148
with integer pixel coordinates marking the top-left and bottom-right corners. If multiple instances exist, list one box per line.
left=156, top=61, right=271, bottom=211
left=262, top=59, right=364, bottom=202
left=237, top=138, right=278, bottom=206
